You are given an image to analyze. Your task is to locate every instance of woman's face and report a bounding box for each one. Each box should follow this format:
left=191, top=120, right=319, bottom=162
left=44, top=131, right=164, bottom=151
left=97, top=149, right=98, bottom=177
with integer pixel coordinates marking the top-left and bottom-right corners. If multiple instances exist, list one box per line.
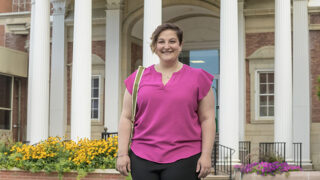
left=155, top=29, right=182, bottom=63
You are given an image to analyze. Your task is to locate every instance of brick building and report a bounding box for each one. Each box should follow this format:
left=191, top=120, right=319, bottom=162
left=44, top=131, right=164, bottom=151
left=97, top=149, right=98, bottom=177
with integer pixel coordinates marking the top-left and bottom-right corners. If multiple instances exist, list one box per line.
left=0, top=0, right=320, bottom=170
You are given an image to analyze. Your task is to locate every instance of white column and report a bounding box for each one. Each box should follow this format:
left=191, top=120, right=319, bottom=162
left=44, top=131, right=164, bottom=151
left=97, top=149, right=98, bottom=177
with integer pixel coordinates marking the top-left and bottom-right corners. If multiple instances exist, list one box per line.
left=71, top=0, right=92, bottom=141
left=293, top=0, right=312, bottom=168
left=27, top=0, right=50, bottom=144
left=26, top=0, right=35, bottom=142
left=142, top=0, right=161, bottom=67
left=220, top=0, right=240, bottom=162
left=238, top=0, right=246, bottom=141
left=105, top=0, right=121, bottom=132
left=274, top=0, right=293, bottom=161
left=49, top=0, right=67, bottom=137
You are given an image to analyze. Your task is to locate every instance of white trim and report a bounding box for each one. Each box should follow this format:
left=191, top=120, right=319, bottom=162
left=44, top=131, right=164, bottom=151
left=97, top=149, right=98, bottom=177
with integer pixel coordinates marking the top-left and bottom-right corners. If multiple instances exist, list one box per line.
left=254, top=69, right=274, bottom=121
left=91, top=75, right=101, bottom=122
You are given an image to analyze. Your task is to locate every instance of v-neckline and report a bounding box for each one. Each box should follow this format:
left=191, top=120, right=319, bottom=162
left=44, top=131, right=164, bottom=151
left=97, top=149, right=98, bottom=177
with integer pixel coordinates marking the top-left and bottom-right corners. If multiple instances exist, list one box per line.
left=152, top=64, right=185, bottom=87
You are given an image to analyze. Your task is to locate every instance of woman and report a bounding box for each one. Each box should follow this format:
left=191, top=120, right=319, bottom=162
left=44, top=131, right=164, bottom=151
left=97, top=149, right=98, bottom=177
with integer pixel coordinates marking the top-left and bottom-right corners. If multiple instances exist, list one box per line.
left=116, top=23, right=216, bottom=180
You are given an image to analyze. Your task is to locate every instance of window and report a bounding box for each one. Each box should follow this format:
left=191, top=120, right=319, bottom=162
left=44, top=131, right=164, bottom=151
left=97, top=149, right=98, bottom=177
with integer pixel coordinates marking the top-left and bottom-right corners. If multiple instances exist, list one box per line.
left=0, top=75, right=12, bottom=130
left=91, top=76, right=100, bottom=120
left=257, top=71, right=274, bottom=118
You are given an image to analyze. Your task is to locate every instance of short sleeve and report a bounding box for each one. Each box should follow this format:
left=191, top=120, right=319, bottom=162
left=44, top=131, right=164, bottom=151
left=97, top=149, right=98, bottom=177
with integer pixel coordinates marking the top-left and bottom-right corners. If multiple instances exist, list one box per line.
left=124, top=70, right=137, bottom=95
left=197, top=69, right=214, bottom=101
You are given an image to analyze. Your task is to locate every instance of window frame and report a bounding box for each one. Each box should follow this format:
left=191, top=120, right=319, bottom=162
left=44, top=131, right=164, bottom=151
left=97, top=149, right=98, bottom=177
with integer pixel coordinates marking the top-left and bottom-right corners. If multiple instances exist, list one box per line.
left=254, top=69, right=274, bottom=121
left=0, top=74, right=13, bottom=131
left=91, top=75, right=101, bottom=121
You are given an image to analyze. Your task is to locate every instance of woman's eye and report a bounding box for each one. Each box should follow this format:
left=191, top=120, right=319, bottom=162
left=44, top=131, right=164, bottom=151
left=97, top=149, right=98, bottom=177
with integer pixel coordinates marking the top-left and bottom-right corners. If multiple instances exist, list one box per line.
left=169, top=40, right=176, bottom=43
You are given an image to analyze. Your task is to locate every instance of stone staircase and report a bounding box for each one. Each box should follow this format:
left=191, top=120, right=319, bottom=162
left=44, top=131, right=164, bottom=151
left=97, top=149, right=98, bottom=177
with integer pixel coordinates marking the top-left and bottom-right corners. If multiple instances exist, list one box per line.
left=203, top=174, right=230, bottom=180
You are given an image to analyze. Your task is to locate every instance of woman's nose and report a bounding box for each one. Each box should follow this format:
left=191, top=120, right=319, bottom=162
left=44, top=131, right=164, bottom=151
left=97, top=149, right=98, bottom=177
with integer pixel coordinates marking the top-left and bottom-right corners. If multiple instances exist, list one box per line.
left=164, top=42, right=170, bottom=48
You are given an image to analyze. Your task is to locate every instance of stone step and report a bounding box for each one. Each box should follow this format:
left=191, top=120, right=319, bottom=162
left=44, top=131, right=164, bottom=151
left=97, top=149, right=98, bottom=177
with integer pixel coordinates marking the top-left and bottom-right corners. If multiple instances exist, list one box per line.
left=203, top=174, right=230, bottom=180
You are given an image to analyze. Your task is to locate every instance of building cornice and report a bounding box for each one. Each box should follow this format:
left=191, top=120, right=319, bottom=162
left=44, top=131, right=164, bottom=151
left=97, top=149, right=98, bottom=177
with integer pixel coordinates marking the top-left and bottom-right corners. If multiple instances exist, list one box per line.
left=105, top=0, right=122, bottom=10
left=0, top=11, right=30, bottom=19
left=51, top=0, right=67, bottom=15
left=244, top=8, right=274, bottom=16
left=244, top=7, right=320, bottom=16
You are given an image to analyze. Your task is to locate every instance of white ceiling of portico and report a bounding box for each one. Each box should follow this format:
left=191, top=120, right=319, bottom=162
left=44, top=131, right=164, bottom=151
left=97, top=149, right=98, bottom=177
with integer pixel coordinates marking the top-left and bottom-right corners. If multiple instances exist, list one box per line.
left=131, top=5, right=220, bottom=48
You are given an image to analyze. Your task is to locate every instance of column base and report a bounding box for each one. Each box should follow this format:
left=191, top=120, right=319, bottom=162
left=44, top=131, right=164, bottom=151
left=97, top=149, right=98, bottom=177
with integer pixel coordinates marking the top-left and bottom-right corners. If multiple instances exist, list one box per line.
left=300, top=160, right=313, bottom=170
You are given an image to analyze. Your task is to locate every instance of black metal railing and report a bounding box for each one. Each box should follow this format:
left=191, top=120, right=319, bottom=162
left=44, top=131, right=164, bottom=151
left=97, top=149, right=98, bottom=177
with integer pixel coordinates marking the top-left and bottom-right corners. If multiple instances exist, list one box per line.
left=101, top=130, right=118, bottom=140
left=293, top=142, right=302, bottom=168
left=239, top=141, right=251, bottom=165
left=212, top=142, right=235, bottom=180
left=259, top=142, right=286, bottom=162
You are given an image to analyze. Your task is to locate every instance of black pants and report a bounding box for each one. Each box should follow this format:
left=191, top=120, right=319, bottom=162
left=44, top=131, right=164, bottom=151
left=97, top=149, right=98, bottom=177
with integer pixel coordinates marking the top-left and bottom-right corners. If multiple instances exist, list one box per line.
left=129, top=151, right=200, bottom=180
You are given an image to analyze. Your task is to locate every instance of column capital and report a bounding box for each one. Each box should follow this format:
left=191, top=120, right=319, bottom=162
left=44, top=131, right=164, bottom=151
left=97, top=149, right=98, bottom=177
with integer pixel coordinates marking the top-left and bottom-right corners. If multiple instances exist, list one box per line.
left=51, top=0, right=67, bottom=15
left=105, top=0, right=122, bottom=10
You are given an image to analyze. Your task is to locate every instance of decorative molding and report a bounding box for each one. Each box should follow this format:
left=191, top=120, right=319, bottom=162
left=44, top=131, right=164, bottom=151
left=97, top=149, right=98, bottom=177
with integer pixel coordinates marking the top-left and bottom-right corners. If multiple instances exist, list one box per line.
left=247, top=46, right=274, bottom=60
left=6, top=23, right=30, bottom=35
left=310, top=24, right=320, bottom=30
left=105, top=0, right=122, bottom=10
left=309, top=0, right=320, bottom=7
left=245, top=7, right=320, bottom=16
left=244, top=8, right=275, bottom=16
left=308, top=6, right=320, bottom=13
left=51, top=0, right=67, bottom=15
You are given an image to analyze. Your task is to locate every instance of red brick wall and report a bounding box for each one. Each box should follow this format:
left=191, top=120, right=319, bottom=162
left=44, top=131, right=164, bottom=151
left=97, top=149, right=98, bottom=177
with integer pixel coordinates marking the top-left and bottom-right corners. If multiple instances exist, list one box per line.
left=67, top=42, right=73, bottom=126
left=310, top=31, right=320, bottom=123
left=92, top=41, right=105, bottom=61
left=0, top=0, right=12, bottom=13
left=0, top=170, right=125, bottom=180
left=11, top=77, right=28, bottom=142
left=12, top=78, right=19, bottom=141
left=310, top=13, right=320, bottom=24
left=0, top=25, right=5, bottom=46
left=5, top=33, right=27, bottom=52
left=20, top=78, right=28, bottom=142
left=245, top=32, right=274, bottom=58
left=246, top=60, right=250, bottom=123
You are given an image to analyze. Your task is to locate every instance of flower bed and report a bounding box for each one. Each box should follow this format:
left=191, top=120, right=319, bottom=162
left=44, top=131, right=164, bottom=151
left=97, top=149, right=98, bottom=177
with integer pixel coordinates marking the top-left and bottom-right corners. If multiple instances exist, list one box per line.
left=234, top=161, right=302, bottom=176
left=234, top=161, right=303, bottom=180
left=0, top=136, right=119, bottom=179
left=235, top=171, right=320, bottom=180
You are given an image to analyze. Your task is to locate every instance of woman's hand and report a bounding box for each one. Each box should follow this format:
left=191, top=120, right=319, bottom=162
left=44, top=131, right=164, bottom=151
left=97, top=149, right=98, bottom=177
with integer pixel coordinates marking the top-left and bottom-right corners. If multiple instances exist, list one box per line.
left=116, top=155, right=131, bottom=176
left=196, top=154, right=212, bottom=178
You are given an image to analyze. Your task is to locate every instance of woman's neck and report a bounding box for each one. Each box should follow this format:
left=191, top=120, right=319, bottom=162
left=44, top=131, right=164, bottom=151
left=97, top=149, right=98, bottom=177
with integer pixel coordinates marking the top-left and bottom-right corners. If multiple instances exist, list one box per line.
left=156, top=60, right=181, bottom=73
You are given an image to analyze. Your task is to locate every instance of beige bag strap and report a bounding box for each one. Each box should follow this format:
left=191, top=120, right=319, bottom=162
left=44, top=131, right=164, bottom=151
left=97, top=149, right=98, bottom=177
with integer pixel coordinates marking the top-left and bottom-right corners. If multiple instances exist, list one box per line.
left=130, top=66, right=145, bottom=139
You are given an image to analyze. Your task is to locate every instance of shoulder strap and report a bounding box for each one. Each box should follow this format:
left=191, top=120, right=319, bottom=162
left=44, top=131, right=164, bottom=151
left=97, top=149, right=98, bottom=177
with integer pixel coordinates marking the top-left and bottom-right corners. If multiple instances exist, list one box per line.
left=131, top=66, right=145, bottom=122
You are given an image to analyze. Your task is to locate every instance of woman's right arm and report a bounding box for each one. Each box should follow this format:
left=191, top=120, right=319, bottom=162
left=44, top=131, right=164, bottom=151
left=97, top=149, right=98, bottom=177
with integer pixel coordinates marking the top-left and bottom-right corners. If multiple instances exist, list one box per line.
left=116, top=89, right=133, bottom=176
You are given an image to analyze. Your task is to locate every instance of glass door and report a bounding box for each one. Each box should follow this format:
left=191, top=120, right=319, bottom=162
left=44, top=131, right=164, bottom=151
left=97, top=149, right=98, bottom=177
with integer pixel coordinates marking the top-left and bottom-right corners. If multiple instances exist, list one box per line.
left=179, top=49, right=220, bottom=132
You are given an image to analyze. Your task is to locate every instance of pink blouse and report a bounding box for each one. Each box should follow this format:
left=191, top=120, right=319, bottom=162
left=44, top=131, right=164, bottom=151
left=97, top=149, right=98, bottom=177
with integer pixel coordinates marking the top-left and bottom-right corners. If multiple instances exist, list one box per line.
left=124, top=64, right=214, bottom=163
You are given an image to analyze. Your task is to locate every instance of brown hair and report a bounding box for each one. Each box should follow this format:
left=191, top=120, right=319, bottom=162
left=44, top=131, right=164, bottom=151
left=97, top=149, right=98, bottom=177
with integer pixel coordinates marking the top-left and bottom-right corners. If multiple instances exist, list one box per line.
left=150, top=23, right=183, bottom=53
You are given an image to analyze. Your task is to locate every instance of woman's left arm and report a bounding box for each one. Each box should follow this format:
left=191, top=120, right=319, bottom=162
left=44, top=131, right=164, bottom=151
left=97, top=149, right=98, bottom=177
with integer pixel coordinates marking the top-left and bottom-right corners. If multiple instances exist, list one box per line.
left=196, top=88, right=216, bottom=178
